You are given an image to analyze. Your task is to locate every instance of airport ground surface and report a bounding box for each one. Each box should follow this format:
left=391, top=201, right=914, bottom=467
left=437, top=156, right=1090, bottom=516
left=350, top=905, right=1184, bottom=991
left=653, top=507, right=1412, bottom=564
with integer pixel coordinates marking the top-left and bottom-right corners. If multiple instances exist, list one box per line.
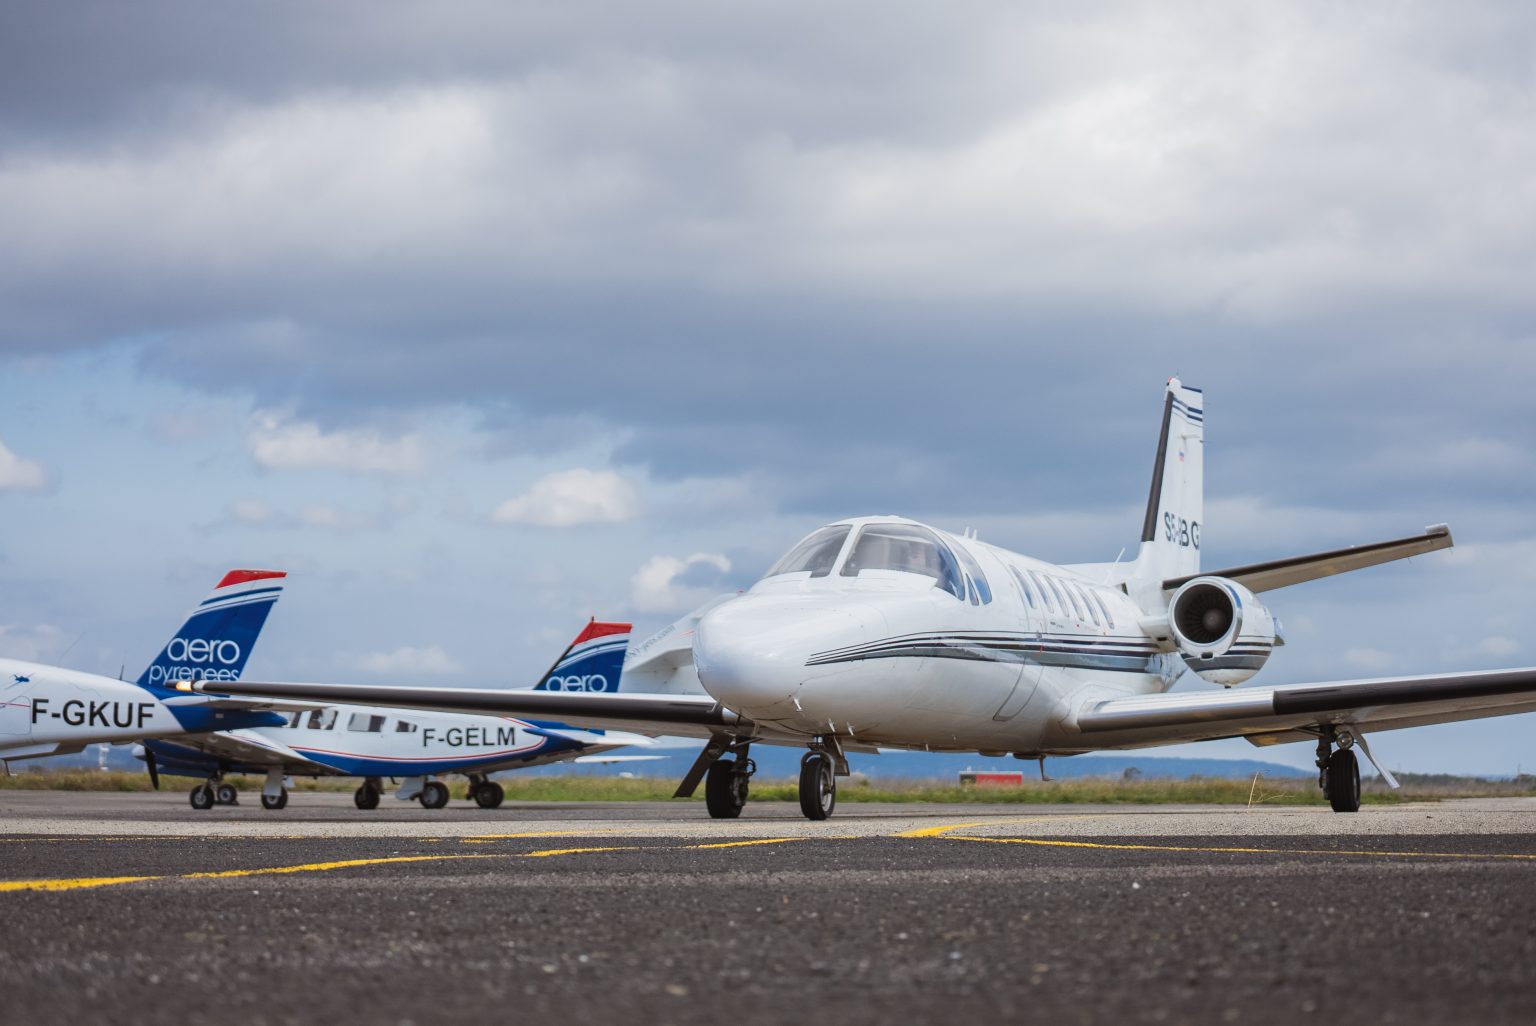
left=3, top=794, right=1534, bottom=1025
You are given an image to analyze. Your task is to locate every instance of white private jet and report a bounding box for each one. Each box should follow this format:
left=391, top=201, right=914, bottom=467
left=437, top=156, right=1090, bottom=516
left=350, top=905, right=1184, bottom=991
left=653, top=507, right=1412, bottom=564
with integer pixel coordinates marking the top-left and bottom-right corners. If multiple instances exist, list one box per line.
left=179, top=380, right=1536, bottom=819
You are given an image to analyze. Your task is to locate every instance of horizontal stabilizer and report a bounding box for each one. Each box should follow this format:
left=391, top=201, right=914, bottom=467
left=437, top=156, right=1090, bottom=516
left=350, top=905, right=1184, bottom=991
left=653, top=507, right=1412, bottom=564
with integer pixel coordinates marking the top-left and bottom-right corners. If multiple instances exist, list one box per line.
left=1163, top=524, right=1452, bottom=593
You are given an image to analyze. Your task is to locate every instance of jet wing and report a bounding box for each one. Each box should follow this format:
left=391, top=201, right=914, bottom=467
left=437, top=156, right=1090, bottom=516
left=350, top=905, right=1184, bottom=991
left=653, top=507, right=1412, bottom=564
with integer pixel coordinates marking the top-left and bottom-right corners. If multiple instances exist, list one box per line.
left=1071, top=666, right=1536, bottom=750
left=1161, top=524, right=1452, bottom=593
left=178, top=680, right=741, bottom=740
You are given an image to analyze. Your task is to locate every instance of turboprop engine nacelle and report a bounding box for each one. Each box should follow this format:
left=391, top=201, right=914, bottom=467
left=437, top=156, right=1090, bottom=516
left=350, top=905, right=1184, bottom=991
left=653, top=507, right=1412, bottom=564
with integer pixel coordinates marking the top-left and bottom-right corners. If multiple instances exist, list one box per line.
left=1166, top=576, right=1280, bottom=686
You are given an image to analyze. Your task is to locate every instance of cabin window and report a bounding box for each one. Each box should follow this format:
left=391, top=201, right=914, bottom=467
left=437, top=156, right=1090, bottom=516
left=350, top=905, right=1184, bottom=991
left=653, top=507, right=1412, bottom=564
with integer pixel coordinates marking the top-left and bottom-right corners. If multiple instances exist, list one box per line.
left=1009, top=566, right=1037, bottom=608
left=1029, top=571, right=1059, bottom=614
left=394, top=720, right=419, bottom=733
left=286, top=711, right=304, bottom=728
left=951, top=543, right=994, bottom=605
left=348, top=713, right=385, bottom=733
left=763, top=525, right=852, bottom=579
left=1092, top=590, right=1116, bottom=628
left=1060, top=580, right=1088, bottom=622
left=840, top=523, right=964, bottom=599
left=305, top=709, right=337, bottom=731
left=1072, top=582, right=1101, bottom=626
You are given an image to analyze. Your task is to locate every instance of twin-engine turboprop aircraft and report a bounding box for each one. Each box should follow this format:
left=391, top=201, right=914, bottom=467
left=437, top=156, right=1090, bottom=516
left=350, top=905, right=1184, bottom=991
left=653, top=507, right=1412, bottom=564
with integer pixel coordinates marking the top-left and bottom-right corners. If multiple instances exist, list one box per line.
left=181, top=380, right=1536, bottom=820
left=1, top=570, right=296, bottom=765
left=137, top=621, right=659, bottom=810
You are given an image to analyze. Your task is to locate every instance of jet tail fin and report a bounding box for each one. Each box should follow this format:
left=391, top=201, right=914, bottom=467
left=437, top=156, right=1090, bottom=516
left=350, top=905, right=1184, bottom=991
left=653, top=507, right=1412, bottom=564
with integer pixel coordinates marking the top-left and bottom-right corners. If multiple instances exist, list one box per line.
left=137, top=570, right=286, bottom=690
left=1128, top=378, right=1204, bottom=602
left=532, top=620, right=632, bottom=693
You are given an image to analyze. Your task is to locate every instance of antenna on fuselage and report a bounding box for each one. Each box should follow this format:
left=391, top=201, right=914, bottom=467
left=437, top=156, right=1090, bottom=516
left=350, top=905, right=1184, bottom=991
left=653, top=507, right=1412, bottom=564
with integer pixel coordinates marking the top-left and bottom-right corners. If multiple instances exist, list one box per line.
left=1038, top=756, right=1052, bottom=782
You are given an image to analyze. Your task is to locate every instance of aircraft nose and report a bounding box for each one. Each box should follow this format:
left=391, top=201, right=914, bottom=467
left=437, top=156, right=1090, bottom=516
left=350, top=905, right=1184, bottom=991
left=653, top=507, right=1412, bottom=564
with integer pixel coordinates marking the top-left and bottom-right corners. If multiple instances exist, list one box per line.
left=694, top=595, right=884, bottom=718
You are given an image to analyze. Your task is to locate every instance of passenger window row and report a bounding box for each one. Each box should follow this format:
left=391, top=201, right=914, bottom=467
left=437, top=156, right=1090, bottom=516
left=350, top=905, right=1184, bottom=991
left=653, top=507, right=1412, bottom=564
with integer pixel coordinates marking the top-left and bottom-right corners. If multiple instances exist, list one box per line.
left=283, top=709, right=416, bottom=733
left=1008, top=566, right=1116, bottom=628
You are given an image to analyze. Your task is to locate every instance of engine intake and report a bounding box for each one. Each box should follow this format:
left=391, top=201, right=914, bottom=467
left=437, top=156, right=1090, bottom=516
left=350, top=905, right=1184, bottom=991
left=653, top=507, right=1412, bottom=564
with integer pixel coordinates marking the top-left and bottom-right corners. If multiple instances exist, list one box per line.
left=1166, top=576, right=1279, bottom=686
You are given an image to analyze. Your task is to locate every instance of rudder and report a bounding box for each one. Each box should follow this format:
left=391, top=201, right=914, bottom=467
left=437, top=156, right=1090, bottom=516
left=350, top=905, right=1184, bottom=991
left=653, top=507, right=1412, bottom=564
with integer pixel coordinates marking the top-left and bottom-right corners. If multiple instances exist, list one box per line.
left=1131, top=379, right=1204, bottom=594
left=137, top=570, right=286, bottom=690
left=533, top=620, right=632, bottom=693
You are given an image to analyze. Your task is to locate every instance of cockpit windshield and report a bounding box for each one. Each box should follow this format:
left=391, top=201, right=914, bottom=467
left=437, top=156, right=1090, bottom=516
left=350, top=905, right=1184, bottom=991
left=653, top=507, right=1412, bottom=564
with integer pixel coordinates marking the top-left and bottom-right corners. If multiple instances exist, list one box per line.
left=762, top=525, right=851, bottom=579
left=839, top=523, right=964, bottom=599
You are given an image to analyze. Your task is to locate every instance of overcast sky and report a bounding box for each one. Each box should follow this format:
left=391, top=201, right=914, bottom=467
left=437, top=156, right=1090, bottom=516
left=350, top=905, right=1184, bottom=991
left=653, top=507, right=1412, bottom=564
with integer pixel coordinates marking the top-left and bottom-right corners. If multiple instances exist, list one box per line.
left=2, top=2, right=1533, bottom=773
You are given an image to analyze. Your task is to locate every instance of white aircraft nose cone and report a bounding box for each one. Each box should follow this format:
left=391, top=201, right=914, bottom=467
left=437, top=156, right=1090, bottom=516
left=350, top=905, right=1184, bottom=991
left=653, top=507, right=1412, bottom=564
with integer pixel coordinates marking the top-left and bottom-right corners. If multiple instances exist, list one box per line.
left=694, top=595, right=884, bottom=719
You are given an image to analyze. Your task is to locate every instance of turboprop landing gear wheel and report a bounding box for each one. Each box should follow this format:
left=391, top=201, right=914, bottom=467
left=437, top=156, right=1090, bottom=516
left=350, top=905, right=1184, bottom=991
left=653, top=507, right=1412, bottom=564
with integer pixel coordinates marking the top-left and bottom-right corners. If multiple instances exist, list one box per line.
left=419, top=781, right=450, bottom=810
left=473, top=781, right=504, bottom=809
left=189, top=784, right=214, bottom=811
left=354, top=784, right=380, bottom=810
left=261, top=788, right=288, bottom=811
left=798, top=753, right=836, bottom=821
left=215, top=782, right=239, bottom=805
left=705, top=758, right=752, bottom=819
left=1326, top=748, right=1361, bottom=813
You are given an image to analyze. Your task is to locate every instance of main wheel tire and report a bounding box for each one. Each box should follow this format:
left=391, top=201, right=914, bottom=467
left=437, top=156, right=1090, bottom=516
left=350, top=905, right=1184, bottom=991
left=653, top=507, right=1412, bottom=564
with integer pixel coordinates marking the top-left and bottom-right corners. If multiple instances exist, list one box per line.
left=473, top=781, right=504, bottom=809
left=189, top=784, right=214, bottom=811
left=261, top=789, right=288, bottom=811
left=1327, top=748, right=1361, bottom=813
left=354, top=785, right=380, bottom=810
left=798, top=753, right=836, bottom=821
left=705, top=760, right=749, bottom=819
left=419, top=781, right=450, bottom=810
left=216, top=783, right=239, bottom=805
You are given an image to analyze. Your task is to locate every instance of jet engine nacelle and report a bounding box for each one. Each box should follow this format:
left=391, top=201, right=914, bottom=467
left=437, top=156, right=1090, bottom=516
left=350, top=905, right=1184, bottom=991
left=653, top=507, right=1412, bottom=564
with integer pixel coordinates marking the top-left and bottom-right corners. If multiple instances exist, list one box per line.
left=1166, top=576, right=1279, bottom=686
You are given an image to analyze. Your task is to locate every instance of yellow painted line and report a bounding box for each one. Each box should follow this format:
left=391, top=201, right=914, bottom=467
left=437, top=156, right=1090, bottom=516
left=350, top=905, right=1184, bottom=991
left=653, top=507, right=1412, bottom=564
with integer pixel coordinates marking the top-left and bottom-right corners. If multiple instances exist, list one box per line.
left=896, top=814, right=1110, bottom=838
left=1, top=854, right=506, bottom=892
left=460, top=831, right=614, bottom=843
left=521, top=846, right=641, bottom=858
left=944, top=836, right=1536, bottom=861
left=185, top=855, right=502, bottom=879
left=0, top=875, right=164, bottom=893
left=687, top=838, right=806, bottom=850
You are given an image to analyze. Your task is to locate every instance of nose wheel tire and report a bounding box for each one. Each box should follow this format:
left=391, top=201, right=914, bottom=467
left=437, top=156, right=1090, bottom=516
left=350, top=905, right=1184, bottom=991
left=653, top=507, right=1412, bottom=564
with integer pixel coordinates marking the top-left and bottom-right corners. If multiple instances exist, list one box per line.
left=473, top=781, right=505, bottom=809
left=418, top=781, right=450, bottom=810
left=189, top=784, right=215, bottom=811
left=705, top=759, right=751, bottom=819
left=261, top=788, right=289, bottom=811
left=354, top=784, right=380, bottom=810
left=1325, top=748, right=1361, bottom=813
left=799, top=753, right=836, bottom=821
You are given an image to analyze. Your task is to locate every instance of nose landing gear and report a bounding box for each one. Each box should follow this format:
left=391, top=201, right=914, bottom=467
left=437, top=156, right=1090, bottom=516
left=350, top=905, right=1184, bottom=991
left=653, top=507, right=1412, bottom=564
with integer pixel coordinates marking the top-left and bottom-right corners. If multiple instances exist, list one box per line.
left=1316, top=732, right=1361, bottom=813
left=799, top=752, right=836, bottom=820
left=798, top=735, right=849, bottom=821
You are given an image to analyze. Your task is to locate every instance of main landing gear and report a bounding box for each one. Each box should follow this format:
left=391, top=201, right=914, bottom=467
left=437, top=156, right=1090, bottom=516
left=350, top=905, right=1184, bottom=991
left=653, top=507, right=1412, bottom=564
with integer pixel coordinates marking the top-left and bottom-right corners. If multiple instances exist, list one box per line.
left=704, top=752, right=755, bottom=819
left=1317, top=732, right=1361, bottom=813
left=354, top=777, right=383, bottom=810
left=188, top=776, right=242, bottom=810
left=469, top=775, right=505, bottom=810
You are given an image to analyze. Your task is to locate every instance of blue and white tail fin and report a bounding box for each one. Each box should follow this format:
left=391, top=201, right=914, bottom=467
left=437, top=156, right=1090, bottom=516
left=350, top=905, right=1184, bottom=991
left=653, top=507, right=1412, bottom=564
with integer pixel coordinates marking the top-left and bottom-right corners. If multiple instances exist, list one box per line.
left=1129, top=379, right=1204, bottom=604
left=137, top=570, right=286, bottom=690
left=532, top=620, right=632, bottom=693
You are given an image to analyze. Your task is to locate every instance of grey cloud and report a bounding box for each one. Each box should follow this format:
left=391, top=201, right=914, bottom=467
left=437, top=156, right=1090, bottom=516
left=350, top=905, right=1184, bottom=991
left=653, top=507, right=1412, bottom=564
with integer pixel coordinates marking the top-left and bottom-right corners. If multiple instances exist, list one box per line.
left=2, top=2, right=1534, bottom=529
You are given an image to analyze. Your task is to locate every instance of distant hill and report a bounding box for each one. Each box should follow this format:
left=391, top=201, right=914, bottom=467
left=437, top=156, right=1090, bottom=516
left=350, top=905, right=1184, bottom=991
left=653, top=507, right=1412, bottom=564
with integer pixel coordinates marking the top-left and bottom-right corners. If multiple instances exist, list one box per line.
left=13, top=742, right=1311, bottom=781
left=535, top=745, right=1314, bottom=781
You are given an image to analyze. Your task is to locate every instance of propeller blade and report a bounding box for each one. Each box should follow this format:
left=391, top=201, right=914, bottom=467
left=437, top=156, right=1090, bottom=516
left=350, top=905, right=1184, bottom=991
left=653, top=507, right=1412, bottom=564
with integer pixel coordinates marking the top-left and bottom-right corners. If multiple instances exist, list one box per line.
left=145, top=749, right=160, bottom=791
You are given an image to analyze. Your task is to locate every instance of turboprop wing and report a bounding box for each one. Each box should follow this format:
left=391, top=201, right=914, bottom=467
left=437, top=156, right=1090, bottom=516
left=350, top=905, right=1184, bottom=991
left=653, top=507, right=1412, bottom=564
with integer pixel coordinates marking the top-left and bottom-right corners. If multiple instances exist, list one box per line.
left=176, top=679, right=738, bottom=739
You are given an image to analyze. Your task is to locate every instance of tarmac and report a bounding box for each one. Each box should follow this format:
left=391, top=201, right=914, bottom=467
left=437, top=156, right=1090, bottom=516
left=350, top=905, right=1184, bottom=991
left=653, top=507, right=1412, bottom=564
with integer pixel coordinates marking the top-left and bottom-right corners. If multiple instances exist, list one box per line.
left=2, top=792, right=1534, bottom=1025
